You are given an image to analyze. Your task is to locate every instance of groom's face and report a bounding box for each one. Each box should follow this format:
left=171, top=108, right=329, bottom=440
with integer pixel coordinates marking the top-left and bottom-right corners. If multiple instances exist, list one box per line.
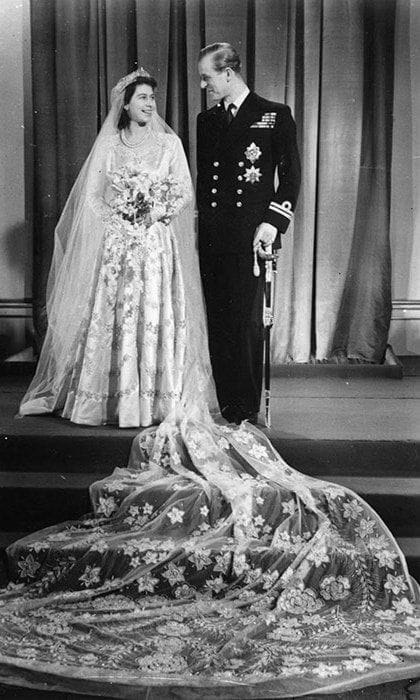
left=199, top=55, right=229, bottom=103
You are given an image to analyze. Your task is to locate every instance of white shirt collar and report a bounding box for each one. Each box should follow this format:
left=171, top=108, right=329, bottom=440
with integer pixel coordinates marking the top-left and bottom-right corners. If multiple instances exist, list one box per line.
left=223, top=86, right=250, bottom=112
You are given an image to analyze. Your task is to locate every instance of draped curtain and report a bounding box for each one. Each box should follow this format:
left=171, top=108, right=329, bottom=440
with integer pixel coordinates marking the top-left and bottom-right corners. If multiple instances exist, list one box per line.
left=30, top=0, right=400, bottom=363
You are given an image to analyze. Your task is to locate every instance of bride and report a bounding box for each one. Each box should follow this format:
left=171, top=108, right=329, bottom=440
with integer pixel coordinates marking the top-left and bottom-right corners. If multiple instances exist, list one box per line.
left=19, top=68, right=213, bottom=427
left=2, top=70, right=420, bottom=698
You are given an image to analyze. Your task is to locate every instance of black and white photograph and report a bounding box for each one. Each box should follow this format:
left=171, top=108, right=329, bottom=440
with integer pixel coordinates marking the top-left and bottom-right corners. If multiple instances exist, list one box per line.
left=0, top=0, right=419, bottom=698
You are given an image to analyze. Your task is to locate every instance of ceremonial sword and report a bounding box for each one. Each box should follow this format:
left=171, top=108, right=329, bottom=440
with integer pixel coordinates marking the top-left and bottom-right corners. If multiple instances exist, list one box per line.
left=253, top=243, right=277, bottom=428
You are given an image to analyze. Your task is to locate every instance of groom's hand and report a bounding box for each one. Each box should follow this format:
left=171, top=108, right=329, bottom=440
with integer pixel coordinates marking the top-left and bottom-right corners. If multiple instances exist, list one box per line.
left=253, top=222, right=278, bottom=259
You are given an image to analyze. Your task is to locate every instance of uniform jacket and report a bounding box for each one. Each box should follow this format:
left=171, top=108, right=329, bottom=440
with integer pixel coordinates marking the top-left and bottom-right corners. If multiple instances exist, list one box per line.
left=196, top=91, right=301, bottom=250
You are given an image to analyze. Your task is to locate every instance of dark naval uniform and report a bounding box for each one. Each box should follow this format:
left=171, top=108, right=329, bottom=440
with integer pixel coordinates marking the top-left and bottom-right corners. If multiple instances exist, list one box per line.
left=197, top=91, right=301, bottom=420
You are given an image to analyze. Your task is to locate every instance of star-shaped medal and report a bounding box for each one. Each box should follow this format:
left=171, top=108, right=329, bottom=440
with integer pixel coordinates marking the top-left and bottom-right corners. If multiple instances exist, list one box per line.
left=244, top=166, right=262, bottom=183
left=244, top=142, right=262, bottom=163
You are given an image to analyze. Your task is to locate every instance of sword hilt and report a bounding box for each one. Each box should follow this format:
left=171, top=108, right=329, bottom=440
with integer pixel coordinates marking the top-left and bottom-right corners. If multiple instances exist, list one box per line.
left=263, top=308, right=274, bottom=327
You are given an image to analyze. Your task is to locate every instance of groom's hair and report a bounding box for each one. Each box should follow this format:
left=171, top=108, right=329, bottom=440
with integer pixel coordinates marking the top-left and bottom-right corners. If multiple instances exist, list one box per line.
left=199, top=43, right=241, bottom=74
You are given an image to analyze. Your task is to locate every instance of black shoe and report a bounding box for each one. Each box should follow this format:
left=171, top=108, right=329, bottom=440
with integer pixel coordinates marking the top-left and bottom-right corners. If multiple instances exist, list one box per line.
left=246, top=412, right=259, bottom=425
left=222, top=405, right=258, bottom=426
left=234, top=407, right=259, bottom=425
left=221, top=405, right=240, bottom=424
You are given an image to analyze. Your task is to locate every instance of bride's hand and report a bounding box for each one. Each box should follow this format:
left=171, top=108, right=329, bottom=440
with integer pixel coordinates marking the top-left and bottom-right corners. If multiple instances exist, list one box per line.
left=111, top=69, right=144, bottom=103
left=148, top=220, right=167, bottom=237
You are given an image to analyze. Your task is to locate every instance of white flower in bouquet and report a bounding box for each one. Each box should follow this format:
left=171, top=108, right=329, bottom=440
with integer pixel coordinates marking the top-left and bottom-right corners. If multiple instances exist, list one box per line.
left=151, top=203, right=167, bottom=224
left=108, top=164, right=185, bottom=236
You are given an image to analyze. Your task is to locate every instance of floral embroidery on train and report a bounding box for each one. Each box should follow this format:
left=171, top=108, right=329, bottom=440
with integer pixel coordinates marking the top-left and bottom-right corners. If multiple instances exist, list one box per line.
left=1, top=419, right=419, bottom=694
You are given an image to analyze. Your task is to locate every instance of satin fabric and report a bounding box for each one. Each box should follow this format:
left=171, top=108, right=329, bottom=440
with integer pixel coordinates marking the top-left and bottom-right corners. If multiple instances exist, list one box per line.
left=59, top=133, right=188, bottom=427
left=20, top=129, right=215, bottom=426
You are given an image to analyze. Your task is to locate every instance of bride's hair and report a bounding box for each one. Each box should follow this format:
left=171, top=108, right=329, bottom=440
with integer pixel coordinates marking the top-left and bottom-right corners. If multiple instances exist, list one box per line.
left=118, top=76, right=158, bottom=130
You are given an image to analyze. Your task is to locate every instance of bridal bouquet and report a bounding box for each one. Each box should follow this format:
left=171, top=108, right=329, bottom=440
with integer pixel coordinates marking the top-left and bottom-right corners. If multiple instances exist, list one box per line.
left=108, top=163, right=185, bottom=234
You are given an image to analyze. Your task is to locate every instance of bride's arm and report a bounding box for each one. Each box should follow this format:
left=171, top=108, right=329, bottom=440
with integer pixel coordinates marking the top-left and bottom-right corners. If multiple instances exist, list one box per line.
left=85, top=139, right=115, bottom=222
left=169, top=136, right=194, bottom=211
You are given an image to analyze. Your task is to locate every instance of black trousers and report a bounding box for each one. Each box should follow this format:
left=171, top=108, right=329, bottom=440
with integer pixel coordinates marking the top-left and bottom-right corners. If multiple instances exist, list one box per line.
left=199, top=219, right=265, bottom=415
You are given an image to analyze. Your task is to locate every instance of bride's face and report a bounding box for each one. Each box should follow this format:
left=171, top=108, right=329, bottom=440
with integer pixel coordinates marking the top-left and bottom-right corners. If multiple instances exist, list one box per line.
left=125, top=84, right=156, bottom=125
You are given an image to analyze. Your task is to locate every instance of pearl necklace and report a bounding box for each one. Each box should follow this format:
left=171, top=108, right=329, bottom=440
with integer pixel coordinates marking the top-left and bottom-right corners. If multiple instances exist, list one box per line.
left=120, top=127, right=151, bottom=148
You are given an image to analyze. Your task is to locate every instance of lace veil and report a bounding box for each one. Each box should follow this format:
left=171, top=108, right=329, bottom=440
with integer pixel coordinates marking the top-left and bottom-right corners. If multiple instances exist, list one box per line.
left=20, top=69, right=217, bottom=418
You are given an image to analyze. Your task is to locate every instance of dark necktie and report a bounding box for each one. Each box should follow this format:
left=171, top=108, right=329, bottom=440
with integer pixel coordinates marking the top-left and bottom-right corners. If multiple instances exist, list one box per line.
left=225, top=103, right=236, bottom=126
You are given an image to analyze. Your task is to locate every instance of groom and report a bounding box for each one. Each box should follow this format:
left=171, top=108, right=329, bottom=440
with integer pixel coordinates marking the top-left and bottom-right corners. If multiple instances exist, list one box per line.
left=197, top=43, right=301, bottom=424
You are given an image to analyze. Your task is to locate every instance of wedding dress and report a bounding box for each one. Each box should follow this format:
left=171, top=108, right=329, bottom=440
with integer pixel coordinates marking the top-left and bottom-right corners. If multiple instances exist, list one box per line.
left=58, top=131, right=193, bottom=427
left=3, top=72, right=419, bottom=697
left=19, top=74, right=212, bottom=427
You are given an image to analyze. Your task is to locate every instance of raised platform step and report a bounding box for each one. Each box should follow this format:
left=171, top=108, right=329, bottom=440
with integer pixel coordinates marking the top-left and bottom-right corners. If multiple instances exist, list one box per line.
left=1, top=374, right=419, bottom=587
left=0, top=354, right=406, bottom=378
left=2, top=375, right=419, bottom=478
left=1, top=471, right=420, bottom=537
left=272, top=360, right=403, bottom=379
left=2, top=434, right=420, bottom=478
left=0, top=471, right=96, bottom=531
